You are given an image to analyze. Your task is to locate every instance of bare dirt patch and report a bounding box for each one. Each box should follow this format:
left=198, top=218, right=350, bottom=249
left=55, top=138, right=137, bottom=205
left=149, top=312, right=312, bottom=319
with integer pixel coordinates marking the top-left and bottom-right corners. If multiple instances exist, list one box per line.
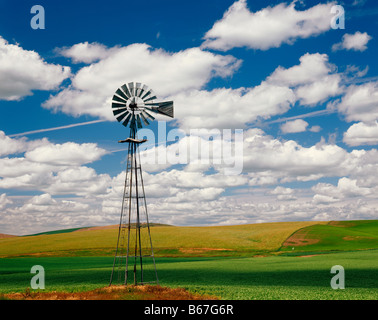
left=298, top=254, right=321, bottom=258
left=2, top=285, right=218, bottom=300
left=0, top=234, right=16, bottom=239
left=343, top=236, right=374, bottom=241
left=282, top=229, right=319, bottom=247
left=179, top=247, right=232, bottom=254
left=328, top=221, right=357, bottom=228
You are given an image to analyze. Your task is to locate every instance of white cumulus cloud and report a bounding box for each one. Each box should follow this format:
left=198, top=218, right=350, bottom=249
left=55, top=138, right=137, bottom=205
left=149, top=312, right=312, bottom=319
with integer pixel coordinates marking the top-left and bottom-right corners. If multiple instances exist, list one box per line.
left=332, top=31, right=372, bottom=52
left=337, top=81, right=378, bottom=123
left=25, top=142, right=108, bottom=166
left=280, top=119, right=309, bottom=133
left=343, top=121, right=378, bottom=146
left=268, top=53, right=343, bottom=106
left=172, top=83, right=295, bottom=130
left=0, top=193, right=12, bottom=210
left=202, top=0, right=334, bottom=51
left=57, top=42, right=114, bottom=63
left=0, top=36, right=70, bottom=101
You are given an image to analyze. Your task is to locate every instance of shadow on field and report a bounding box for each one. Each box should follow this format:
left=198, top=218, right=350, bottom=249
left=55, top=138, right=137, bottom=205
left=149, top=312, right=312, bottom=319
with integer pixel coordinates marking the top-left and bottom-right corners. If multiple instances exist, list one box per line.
left=1, top=256, right=377, bottom=294
left=157, top=268, right=378, bottom=289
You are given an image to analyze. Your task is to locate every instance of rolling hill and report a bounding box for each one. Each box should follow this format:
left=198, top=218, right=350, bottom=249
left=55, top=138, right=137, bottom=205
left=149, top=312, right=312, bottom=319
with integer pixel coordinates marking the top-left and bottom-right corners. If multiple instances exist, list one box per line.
left=0, top=220, right=377, bottom=258
left=281, top=220, right=378, bottom=253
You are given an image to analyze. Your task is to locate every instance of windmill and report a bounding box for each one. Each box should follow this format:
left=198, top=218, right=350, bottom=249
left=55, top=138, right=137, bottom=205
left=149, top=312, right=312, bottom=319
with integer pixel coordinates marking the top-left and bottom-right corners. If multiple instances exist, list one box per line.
left=109, top=82, right=174, bottom=286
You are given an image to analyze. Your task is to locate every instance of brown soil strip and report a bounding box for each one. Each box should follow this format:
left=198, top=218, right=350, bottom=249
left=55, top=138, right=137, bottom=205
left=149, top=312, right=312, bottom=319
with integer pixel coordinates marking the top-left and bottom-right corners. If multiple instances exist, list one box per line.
left=179, top=247, right=232, bottom=254
left=2, top=285, right=218, bottom=300
left=0, top=234, right=16, bottom=239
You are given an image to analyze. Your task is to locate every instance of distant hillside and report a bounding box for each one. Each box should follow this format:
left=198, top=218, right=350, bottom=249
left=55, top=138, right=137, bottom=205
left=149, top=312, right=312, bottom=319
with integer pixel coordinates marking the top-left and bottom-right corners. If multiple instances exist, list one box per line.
left=24, top=227, right=93, bottom=237
left=24, top=223, right=173, bottom=237
left=1, top=220, right=377, bottom=258
left=281, top=220, right=378, bottom=253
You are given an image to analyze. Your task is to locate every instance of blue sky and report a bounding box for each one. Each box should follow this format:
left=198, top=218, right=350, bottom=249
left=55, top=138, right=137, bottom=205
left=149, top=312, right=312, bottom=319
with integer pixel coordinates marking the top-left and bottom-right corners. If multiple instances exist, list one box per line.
left=0, top=0, right=378, bottom=235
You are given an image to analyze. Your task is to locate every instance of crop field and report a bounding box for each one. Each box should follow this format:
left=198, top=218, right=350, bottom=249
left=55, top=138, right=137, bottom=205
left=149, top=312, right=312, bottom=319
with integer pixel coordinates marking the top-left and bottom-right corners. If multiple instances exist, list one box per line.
left=0, top=221, right=324, bottom=258
left=1, top=251, right=377, bottom=299
left=1, top=220, right=377, bottom=300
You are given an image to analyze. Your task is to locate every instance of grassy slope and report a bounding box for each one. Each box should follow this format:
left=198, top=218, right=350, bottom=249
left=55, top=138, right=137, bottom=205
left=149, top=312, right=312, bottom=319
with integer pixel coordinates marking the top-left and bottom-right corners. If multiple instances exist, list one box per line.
left=0, top=221, right=323, bottom=258
left=280, top=220, right=378, bottom=253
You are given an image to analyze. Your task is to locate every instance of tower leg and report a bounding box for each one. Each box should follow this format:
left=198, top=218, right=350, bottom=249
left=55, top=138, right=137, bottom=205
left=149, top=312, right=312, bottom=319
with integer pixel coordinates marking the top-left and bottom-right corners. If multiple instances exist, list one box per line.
left=110, top=123, right=158, bottom=286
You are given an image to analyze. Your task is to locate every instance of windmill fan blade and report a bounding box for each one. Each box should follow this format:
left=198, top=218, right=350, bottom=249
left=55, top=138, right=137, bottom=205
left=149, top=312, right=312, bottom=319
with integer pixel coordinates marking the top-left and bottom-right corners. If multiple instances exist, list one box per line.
left=122, top=113, right=132, bottom=127
left=128, top=82, right=135, bottom=96
left=139, top=84, right=148, bottom=98
left=116, top=88, right=129, bottom=101
left=113, top=107, right=127, bottom=116
left=116, top=110, right=129, bottom=122
left=143, top=110, right=155, bottom=121
left=144, top=95, right=157, bottom=102
left=140, top=112, right=150, bottom=126
left=141, top=89, right=153, bottom=100
left=123, top=113, right=132, bottom=126
left=135, top=82, right=142, bottom=97
left=112, top=102, right=127, bottom=109
left=112, top=94, right=127, bottom=104
left=121, top=84, right=131, bottom=98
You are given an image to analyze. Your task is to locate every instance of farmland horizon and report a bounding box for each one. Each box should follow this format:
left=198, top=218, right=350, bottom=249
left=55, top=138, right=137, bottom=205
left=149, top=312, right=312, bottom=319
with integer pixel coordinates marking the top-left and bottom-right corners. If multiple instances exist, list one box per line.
left=0, top=218, right=336, bottom=237
left=1, top=219, right=377, bottom=300
left=2, top=219, right=378, bottom=258
left=1, top=217, right=378, bottom=237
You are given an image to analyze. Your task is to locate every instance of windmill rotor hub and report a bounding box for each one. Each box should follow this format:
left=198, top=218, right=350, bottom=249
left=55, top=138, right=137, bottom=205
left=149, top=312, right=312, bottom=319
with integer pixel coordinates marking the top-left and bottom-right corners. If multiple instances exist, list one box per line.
left=127, top=96, right=144, bottom=114
left=111, top=82, right=174, bottom=128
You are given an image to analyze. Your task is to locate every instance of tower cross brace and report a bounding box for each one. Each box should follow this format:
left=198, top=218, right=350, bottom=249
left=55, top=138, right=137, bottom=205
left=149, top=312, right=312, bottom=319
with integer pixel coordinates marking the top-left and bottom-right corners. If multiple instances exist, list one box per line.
left=109, top=117, right=158, bottom=286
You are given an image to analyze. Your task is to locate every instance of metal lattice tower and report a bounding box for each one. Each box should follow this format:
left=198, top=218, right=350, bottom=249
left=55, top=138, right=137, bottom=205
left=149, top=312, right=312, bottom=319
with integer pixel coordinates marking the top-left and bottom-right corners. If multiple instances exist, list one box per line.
left=109, top=82, right=173, bottom=286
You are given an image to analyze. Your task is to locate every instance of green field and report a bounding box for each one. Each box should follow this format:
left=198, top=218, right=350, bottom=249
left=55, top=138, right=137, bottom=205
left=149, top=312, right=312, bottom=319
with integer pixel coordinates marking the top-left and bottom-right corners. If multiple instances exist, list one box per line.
left=1, top=220, right=378, bottom=299
left=1, top=251, right=377, bottom=299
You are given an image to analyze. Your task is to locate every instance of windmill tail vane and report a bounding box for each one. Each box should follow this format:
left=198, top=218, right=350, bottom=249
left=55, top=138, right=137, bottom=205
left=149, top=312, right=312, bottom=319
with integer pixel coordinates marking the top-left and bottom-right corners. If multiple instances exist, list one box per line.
left=109, top=82, right=174, bottom=286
